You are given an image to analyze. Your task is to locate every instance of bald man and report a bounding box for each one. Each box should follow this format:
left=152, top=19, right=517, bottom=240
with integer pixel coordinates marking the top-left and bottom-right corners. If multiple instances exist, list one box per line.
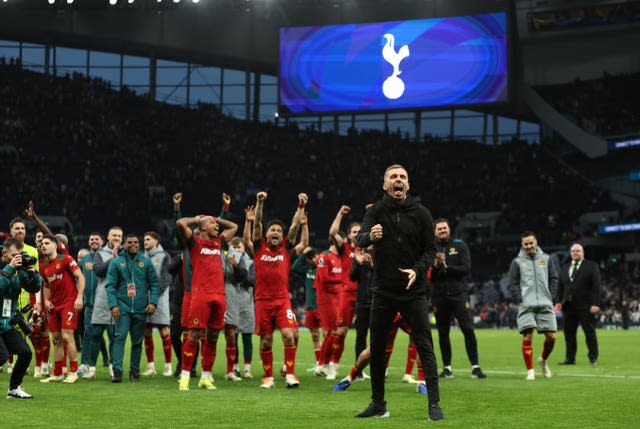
left=557, top=243, right=602, bottom=366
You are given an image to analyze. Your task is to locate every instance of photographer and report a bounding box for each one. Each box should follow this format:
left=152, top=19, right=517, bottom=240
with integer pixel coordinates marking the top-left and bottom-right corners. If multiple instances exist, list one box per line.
left=1, top=238, right=42, bottom=399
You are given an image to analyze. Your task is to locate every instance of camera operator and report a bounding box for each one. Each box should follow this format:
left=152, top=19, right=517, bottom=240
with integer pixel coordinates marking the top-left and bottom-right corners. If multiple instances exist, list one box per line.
left=1, top=238, right=42, bottom=399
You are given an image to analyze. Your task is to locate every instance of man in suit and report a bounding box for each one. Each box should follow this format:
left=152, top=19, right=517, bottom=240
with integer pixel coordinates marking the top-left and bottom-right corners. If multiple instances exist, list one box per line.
left=557, top=243, right=602, bottom=366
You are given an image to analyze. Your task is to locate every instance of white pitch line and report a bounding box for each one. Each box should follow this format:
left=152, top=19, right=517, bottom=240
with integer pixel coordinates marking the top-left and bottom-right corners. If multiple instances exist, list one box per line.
left=482, top=369, right=640, bottom=379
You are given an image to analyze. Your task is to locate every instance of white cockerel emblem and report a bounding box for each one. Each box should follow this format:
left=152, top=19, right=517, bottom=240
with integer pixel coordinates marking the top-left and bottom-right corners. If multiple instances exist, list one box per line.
left=382, top=33, right=410, bottom=100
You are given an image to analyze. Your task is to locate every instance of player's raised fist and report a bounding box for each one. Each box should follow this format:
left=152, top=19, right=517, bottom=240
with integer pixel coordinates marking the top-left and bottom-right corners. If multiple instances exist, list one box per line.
left=173, top=192, right=183, bottom=205
left=257, top=191, right=268, bottom=201
left=222, top=193, right=231, bottom=205
left=298, top=193, right=308, bottom=205
left=340, top=205, right=351, bottom=215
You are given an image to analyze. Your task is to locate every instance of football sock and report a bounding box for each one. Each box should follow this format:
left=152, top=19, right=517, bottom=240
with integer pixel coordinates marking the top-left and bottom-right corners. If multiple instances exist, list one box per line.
left=405, top=343, right=417, bottom=375
left=330, top=333, right=345, bottom=364
left=144, top=333, right=154, bottom=363
left=522, top=338, right=533, bottom=370
left=314, top=348, right=322, bottom=365
left=284, top=345, right=297, bottom=375
left=69, top=360, right=78, bottom=373
left=541, top=337, right=555, bottom=361
left=260, top=348, right=273, bottom=377
left=201, top=341, right=216, bottom=372
left=226, top=344, right=237, bottom=374
left=161, top=332, right=172, bottom=363
left=181, top=338, right=197, bottom=372
left=54, top=360, right=64, bottom=376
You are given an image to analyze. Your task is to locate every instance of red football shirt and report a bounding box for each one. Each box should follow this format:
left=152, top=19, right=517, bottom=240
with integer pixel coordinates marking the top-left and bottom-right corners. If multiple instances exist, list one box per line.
left=339, top=241, right=358, bottom=292
left=188, top=235, right=225, bottom=295
left=315, top=250, right=343, bottom=295
left=42, top=254, right=80, bottom=307
left=253, top=238, right=292, bottom=301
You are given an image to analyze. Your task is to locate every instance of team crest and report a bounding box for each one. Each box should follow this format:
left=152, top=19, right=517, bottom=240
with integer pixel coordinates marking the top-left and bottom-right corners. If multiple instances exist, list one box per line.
left=192, top=318, right=199, bottom=325
left=139, top=261, right=145, bottom=268
left=465, top=302, right=470, bottom=309
left=448, top=248, right=458, bottom=255
left=540, top=260, right=545, bottom=266
left=56, top=264, right=61, bottom=269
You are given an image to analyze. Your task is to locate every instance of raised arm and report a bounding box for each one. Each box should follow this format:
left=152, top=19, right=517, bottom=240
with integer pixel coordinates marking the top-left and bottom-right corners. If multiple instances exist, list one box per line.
left=293, top=212, right=309, bottom=256
left=25, top=200, right=53, bottom=236
left=243, top=205, right=255, bottom=257
left=217, top=217, right=239, bottom=243
left=219, top=192, right=231, bottom=219
left=288, top=193, right=308, bottom=246
left=176, top=216, right=197, bottom=244
left=252, top=192, right=267, bottom=242
left=329, top=205, right=350, bottom=248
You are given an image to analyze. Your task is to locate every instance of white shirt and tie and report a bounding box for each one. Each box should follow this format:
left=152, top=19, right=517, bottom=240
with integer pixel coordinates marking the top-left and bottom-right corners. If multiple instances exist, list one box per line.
left=570, top=259, right=582, bottom=282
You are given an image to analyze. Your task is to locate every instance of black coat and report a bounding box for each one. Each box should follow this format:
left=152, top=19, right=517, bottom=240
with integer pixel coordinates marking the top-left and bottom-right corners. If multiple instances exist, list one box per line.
left=430, top=238, right=471, bottom=299
left=557, top=259, right=602, bottom=310
left=356, top=193, right=436, bottom=299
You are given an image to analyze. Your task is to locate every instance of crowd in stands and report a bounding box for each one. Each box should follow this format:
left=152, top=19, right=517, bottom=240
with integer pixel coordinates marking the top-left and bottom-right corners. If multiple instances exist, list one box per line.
left=538, top=71, right=640, bottom=138
left=1, top=59, right=637, bottom=326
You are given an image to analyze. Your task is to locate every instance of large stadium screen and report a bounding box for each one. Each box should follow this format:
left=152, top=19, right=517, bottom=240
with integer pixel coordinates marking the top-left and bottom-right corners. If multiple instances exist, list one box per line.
left=279, top=12, right=508, bottom=115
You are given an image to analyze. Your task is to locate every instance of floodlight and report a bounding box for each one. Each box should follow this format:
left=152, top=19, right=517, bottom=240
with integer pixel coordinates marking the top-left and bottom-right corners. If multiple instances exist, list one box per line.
left=109, top=0, right=117, bottom=4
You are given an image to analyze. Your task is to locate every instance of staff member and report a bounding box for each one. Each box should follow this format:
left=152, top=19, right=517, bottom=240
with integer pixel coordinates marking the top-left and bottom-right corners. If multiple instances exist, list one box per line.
left=355, top=164, right=443, bottom=421
left=1, top=238, right=42, bottom=399
left=557, top=243, right=602, bottom=366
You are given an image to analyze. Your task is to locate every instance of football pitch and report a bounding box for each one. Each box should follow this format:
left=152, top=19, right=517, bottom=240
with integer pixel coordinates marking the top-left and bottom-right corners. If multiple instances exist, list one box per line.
left=2, top=328, right=638, bottom=428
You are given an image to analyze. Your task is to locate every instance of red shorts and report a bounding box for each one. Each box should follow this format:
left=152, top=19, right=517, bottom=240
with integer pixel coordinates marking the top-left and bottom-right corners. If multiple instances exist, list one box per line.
left=316, top=291, right=340, bottom=331
left=48, top=303, right=78, bottom=332
left=181, top=291, right=192, bottom=327
left=255, top=299, right=298, bottom=336
left=304, top=309, right=322, bottom=329
left=337, top=289, right=357, bottom=328
left=187, top=293, right=225, bottom=330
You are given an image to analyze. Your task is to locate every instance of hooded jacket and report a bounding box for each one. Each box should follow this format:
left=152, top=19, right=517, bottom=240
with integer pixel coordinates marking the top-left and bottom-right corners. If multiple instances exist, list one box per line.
left=356, top=194, right=436, bottom=299
left=508, top=246, right=559, bottom=308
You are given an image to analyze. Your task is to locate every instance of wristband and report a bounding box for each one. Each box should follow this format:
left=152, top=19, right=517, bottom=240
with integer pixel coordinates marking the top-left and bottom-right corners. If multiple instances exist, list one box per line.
left=297, top=204, right=305, bottom=209
left=222, top=204, right=230, bottom=212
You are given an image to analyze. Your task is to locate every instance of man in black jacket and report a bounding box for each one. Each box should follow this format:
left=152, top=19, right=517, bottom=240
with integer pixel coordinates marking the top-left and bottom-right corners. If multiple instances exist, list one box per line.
left=557, top=243, right=602, bottom=366
left=355, top=164, right=443, bottom=421
left=431, top=219, right=486, bottom=379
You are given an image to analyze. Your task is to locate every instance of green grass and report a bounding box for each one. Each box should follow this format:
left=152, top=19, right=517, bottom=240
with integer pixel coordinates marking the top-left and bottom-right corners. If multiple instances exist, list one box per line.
left=3, top=328, right=639, bottom=428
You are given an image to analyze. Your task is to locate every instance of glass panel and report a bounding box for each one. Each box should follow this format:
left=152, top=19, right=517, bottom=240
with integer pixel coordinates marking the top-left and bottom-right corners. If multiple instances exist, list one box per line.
left=21, top=44, right=45, bottom=71
left=189, top=85, right=219, bottom=106
left=123, top=66, right=149, bottom=87
left=222, top=68, right=245, bottom=84
left=190, top=66, right=221, bottom=86
left=260, top=84, right=277, bottom=105
left=157, top=59, right=188, bottom=87
left=0, top=40, right=20, bottom=63
left=89, top=67, right=120, bottom=88
left=55, top=47, right=86, bottom=68
left=123, top=54, right=148, bottom=67
left=421, top=117, right=450, bottom=138
left=157, top=85, right=187, bottom=105
left=90, top=51, right=120, bottom=67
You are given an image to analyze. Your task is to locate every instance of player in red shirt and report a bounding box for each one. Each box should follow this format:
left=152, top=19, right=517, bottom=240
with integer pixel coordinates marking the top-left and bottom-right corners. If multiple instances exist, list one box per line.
left=325, top=204, right=361, bottom=380
left=243, top=191, right=308, bottom=389
left=176, top=214, right=238, bottom=391
left=39, top=234, right=85, bottom=384
left=313, top=241, right=343, bottom=379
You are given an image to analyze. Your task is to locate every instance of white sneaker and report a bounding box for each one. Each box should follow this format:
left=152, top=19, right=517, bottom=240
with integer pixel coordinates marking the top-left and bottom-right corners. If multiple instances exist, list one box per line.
left=538, top=357, right=552, bottom=378
left=7, top=363, right=14, bottom=374
left=224, top=372, right=242, bottom=381
left=243, top=369, right=253, bottom=379
left=163, top=363, right=173, bottom=377
left=41, top=363, right=50, bottom=376
left=313, top=365, right=326, bottom=376
left=325, top=364, right=337, bottom=381
left=142, top=365, right=156, bottom=376
left=279, top=364, right=287, bottom=377
left=82, top=367, right=96, bottom=379
left=40, top=374, right=64, bottom=383
left=525, top=369, right=535, bottom=381
left=285, top=374, right=300, bottom=388
left=77, top=364, right=88, bottom=377
left=33, top=366, right=42, bottom=378
left=7, top=386, right=33, bottom=399
left=108, top=364, right=114, bottom=378
left=260, top=376, right=275, bottom=388
left=402, top=373, right=419, bottom=384
left=63, top=372, right=79, bottom=384
left=354, top=371, right=370, bottom=381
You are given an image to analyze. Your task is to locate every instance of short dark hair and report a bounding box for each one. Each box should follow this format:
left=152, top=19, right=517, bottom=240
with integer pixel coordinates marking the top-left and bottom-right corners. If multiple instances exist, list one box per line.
left=433, top=218, right=449, bottom=227
left=2, top=238, right=23, bottom=251
left=42, top=233, right=58, bottom=244
left=124, top=233, right=139, bottom=241
left=384, top=164, right=407, bottom=179
left=347, top=222, right=360, bottom=234
left=144, top=231, right=161, bottom=242
left=521, top=230, right=537, bottom=239
left=89, top=232, right=103, bottom=239
left=230, top=237, right=244, bottom=247
left=266, top=219, right=286, bottom=233
left=9, top=217, right=25, bottom=229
